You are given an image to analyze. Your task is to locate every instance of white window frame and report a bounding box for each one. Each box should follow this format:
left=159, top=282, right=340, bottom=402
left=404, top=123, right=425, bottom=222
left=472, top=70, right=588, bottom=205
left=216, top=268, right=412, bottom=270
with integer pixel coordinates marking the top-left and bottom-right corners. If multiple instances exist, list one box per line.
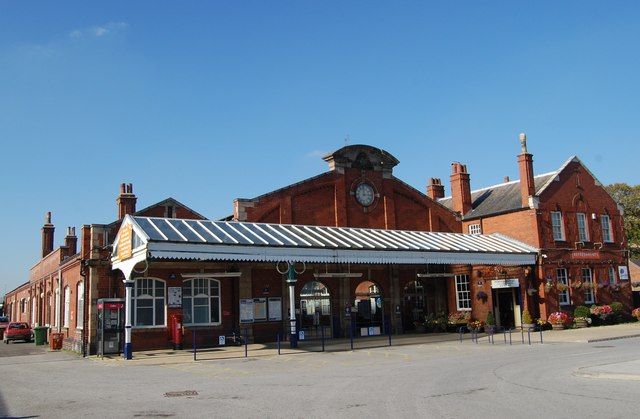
left=182, top=278, right=221, bottom=326
left=76, top=281, right=84, bottom=330
left=557, top=268, right=570, bottom=306
left=601, top=215, right=613, bottom=242
left=133, top=278, right=166, bottom=328
left=582, top=268, right=594, bottom=304
left=63, top=286, right=70, bottom=328
left=608, top=266, right=617, bottom=285
left=576, top=213, right=589, bottom=242
left=454, top=274, right=471, bottom=311
left=468, top=224, right=482, bottom=235
left=54, top=290, right=60, bottom=328
left=551, top=211, right=565, bottom=241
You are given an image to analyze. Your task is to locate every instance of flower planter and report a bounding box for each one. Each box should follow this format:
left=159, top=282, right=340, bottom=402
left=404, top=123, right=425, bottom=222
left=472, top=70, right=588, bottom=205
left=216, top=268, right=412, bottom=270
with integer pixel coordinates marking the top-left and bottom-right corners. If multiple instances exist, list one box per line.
left=551, top=323, right=565, bottom=330
left=574, top=319, right=588, bottom=328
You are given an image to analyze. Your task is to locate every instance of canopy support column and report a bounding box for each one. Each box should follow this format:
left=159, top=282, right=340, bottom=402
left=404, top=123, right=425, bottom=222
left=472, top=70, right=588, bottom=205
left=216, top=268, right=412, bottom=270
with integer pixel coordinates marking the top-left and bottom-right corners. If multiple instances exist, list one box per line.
left=123, top=277, right=134, bottom=360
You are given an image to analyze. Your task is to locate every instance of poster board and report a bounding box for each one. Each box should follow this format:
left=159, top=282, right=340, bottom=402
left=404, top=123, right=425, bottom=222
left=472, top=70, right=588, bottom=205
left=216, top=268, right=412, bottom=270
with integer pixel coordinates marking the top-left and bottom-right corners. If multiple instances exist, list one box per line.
left=268, top=298, right=282, bottom=321
left=253, top=298, right=267, bottom=321
left=167, top=287, right=182, bottom=308
left=240, top=299, right=254, bottom=323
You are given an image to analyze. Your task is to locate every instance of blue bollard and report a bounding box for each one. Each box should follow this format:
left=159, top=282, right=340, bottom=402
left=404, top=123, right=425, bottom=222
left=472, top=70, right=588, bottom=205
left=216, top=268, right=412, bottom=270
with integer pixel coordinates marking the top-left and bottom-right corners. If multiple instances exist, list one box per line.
left=277, top=333, right=281, bottom=355
left=349, top=319, right=354, bottom=350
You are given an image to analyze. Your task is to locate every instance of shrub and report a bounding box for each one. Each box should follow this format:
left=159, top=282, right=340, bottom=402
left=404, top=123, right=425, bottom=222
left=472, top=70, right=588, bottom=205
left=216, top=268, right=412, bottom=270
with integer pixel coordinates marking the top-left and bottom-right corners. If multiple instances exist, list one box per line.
left=522, top=309, right=533, bottom=324
left=486, top=311, right=495, bottom=326
left=610, top=302, right=624, bottom=313
left=574, top=305, right=590, bottom=319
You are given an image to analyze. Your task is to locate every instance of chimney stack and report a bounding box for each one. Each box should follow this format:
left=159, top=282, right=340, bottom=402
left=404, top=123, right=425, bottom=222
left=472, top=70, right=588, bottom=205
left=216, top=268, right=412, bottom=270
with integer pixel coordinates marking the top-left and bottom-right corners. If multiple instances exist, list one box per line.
left=427, top=178, right=445, bottom=200
left=517, top=133, right=535, bottom=207
left=64, top=227, right=78, bottom=255
left=41, top=211, right=55, bottom=258
left=117, top=183, right=137, bottom=219
left=504, top=176, right=510, bottom=183
left=450, top=163, right=472, bottom=215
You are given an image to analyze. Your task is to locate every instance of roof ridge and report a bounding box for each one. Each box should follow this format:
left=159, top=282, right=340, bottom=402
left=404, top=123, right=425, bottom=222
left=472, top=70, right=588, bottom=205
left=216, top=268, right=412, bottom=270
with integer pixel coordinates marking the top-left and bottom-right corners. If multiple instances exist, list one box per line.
left=439, top=171, right=557, bottom=201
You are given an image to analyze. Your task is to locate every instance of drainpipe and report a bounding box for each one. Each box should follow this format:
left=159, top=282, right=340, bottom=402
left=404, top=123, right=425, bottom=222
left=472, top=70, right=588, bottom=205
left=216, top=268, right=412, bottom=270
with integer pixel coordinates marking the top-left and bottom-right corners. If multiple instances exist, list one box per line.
left=79, top=260, right=87, bottom=357
left=57, top=267, right=62, bottom=333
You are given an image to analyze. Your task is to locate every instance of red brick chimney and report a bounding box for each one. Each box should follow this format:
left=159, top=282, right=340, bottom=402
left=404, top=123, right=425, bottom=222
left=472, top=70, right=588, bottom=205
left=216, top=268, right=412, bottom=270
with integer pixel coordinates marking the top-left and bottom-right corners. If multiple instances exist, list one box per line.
left=517, top=133, right=535, bottom=207
left=116, top=183, right=137, bottom=219
left=450, top=163, right=472, bottom=215
left=427, top=178, right=445, bottom=200
left=64, top=227, right=78, bottom=255
left=41, top=211, right=54, bottom=258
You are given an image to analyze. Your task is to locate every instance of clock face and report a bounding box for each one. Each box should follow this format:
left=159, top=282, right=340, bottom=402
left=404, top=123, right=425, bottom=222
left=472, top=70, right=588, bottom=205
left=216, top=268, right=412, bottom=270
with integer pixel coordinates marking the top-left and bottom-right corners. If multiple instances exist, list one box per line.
left=355, top=183, right=375, bottom=207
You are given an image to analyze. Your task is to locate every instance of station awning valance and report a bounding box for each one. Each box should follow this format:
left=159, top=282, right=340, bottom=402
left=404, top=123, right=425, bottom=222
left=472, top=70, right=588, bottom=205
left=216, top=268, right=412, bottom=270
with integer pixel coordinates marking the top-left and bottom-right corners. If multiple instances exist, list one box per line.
left=111, top=215, right=538, bottom=277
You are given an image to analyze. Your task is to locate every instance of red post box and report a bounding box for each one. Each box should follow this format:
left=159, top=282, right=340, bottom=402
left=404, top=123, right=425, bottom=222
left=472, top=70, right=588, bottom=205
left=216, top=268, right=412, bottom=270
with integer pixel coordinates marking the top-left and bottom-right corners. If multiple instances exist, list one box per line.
left=170, top=313, right=183, bottom=350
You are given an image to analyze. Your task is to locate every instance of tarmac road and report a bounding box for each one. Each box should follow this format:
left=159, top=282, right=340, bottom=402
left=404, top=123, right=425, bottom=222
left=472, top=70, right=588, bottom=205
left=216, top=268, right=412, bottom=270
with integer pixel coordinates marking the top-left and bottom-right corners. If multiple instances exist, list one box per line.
left=0, top=334, right=639, bottom=418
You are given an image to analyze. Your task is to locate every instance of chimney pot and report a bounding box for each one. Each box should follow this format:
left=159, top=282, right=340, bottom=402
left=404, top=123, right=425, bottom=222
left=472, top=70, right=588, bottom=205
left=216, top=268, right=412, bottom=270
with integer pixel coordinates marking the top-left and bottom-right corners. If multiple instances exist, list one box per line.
left=517, top=133, right=535, bottom=207
left=504, top=176, right=510, bottom=183
left=450, top=163, right=472, bottom=214
left=117, top=182, right=137, bottom=219
left=41, top=212, right=55, bottom=258
left=427, top=178, right=445, bottom=200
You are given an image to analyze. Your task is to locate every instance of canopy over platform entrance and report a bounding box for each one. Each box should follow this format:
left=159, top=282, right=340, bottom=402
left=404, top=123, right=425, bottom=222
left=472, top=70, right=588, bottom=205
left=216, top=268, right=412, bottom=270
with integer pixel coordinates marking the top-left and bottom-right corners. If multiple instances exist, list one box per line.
left=111, top=215, right=538, bottom=277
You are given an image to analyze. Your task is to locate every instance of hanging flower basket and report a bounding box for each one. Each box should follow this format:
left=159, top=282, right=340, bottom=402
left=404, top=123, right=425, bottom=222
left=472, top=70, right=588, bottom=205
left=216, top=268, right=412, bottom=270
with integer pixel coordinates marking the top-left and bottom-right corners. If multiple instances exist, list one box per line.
left=526, top=288, right=537, bottom=296
left=544, top=283, right=554, bottom=293
left=571, top=281, right=583, bottom=290
left=556, top=283, right=568, bottom=292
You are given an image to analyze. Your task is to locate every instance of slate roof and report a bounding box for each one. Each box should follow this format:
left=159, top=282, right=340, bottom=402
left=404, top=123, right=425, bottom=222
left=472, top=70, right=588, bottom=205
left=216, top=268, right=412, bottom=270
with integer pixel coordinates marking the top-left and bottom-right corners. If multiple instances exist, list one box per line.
left=439, top=173, right=557, bottom=220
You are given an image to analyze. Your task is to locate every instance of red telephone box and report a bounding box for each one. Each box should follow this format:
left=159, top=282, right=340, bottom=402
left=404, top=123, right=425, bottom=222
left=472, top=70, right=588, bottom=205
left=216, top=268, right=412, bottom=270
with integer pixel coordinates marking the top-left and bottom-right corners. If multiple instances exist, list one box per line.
left=169, top=313, right=183, bottom=350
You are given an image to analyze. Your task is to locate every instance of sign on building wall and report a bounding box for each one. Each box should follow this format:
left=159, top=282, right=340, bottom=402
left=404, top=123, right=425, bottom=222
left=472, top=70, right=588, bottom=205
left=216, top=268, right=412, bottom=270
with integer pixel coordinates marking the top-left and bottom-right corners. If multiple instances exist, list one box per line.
left=168, top=287, right=182, bottom=308
left=117, top=224, right=133, bottom=261
left=491, top=278, right=519, bottom=289
left=571, top=250, right=601, bottom=260
left=618, top=265, right=630, bottom=281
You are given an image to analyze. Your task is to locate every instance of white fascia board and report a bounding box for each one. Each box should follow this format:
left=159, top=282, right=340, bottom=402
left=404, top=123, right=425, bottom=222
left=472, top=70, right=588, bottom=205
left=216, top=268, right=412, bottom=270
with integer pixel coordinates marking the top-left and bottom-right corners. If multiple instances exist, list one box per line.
left=146, top=242, right=536, bottom=266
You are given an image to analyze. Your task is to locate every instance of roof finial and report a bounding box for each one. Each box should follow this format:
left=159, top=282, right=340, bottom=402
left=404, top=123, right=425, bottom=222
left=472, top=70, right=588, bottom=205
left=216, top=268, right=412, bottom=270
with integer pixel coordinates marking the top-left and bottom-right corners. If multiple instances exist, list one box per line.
left=519, top=132, right=528, bottom=154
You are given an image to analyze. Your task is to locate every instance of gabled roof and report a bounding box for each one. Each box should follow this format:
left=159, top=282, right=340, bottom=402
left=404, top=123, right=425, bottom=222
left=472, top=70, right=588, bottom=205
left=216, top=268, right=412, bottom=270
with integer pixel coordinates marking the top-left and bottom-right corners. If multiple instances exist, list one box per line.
left=439, top=173, right=557, bottom=219
left=111, top=215, right=538, bottom=276
left=107, top=197, right=207, bottom=228
left=439, top=155, right=610, bottom=220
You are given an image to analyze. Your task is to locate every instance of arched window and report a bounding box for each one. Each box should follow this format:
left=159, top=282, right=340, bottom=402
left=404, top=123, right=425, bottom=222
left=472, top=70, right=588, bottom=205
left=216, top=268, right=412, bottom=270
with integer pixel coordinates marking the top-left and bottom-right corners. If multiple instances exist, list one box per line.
left=134, top=278, right=166, bottom=327
left=182, top=278, right=220, bottom=325
left=63, top=286, right=70, bottom=328
left=76, top=282, right=84, bottom=329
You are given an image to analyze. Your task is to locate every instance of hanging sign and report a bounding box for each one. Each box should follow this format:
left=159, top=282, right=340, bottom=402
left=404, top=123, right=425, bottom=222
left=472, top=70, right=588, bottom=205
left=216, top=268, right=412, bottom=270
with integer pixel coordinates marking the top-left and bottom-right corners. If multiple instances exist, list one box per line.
left=491, top=278, right=519, bottom=289
left=240, top=299, right=254, bottom=323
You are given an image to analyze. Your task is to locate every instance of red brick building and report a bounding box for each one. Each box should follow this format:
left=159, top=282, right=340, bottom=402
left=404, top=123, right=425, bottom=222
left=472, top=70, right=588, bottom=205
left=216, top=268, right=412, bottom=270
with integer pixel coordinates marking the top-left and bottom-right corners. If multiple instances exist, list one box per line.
left=438, top=134, right=632, bottom=322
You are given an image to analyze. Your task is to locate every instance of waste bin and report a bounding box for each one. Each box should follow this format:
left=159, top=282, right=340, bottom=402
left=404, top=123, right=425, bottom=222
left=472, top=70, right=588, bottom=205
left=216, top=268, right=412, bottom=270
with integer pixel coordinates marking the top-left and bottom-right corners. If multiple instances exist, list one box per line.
left=50, top=332, right=64, bottom=350
left=34, top=326, right=49, bottom=345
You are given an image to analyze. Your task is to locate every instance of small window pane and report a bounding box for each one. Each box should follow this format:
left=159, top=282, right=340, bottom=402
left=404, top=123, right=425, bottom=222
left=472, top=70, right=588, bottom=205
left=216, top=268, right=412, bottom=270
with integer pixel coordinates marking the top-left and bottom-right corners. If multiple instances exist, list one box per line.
left=136, top=307, right=153, bottom=326
left=155, top=301, right=164, bottom=326
left=194, top=306, right=208, bottom=324
left=211, top=297, right=220, bottom=323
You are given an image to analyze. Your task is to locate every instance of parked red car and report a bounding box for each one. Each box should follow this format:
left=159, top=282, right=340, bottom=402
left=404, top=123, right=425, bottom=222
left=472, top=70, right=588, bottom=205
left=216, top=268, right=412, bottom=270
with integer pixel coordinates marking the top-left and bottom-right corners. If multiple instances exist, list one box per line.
left=0, top=316, right=8, bottom=340
left=3, top=322, right=33, bottom=344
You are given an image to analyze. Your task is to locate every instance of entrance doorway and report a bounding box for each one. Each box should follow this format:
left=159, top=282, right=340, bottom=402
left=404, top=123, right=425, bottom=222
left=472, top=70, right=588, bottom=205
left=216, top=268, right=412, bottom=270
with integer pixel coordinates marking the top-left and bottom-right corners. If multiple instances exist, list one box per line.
left=354, top=280, right=383, bottom=334
left=402, top=280, right=425, bottom=331
left=299, top=281, right=331, bottom=330
left=494, top=289, right=516, bottom=329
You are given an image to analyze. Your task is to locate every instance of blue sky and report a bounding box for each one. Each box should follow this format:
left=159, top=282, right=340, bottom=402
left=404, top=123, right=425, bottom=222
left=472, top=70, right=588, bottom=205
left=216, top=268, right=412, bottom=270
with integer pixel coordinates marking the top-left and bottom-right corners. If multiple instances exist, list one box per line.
left=1, top=1, right=639, bottom=292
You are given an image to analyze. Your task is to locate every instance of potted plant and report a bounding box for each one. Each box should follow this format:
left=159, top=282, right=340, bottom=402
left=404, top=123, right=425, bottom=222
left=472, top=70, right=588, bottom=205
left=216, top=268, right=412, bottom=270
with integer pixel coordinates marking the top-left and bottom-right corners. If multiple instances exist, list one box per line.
left=447, top=311, right=471, bottom=332
left=468, top=319, right=484, bottom=332
left=590, top=305, right=613, bottom=325
left=485, top=311, right=495, bottom=333
left=573, top=305, right=590, bottom=328
left=548, top=312, right=569, bottom=330
left=521, top=309, right=535, bottom=330
left=632, top=308, right=640, bottom=322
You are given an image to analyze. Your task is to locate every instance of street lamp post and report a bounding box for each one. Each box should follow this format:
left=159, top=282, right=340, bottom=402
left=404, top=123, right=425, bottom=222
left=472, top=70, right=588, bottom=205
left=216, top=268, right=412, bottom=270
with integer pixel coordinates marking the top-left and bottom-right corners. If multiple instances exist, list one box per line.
left=287, top=267, right=298, bottom=348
